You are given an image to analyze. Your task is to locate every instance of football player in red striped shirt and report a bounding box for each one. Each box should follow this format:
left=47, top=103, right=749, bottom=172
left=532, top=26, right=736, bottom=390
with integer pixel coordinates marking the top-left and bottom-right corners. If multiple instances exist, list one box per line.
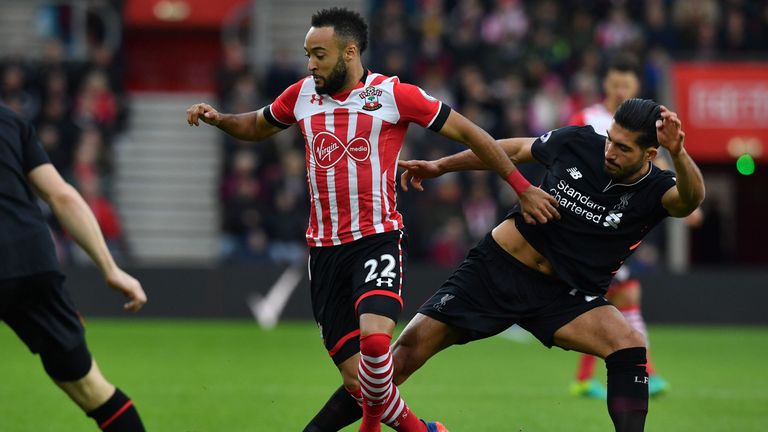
left=187, top=8, right=559, bottom=432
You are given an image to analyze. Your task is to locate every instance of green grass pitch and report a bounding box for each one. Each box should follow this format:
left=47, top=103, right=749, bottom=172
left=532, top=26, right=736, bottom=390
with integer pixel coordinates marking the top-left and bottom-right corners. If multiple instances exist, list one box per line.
left=1, top=320, right=767, bottom=431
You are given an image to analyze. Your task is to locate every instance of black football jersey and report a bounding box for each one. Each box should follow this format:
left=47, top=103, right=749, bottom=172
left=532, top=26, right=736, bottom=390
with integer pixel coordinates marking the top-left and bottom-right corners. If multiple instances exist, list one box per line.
left=0, top=106, right=59, bottom=279
left=507, top=126, right=676, bottom=295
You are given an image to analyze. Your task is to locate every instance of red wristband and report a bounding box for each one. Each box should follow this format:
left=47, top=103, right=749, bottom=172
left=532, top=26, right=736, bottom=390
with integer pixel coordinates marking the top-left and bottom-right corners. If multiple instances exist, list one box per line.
left=506, top=170, right=531, bottom=195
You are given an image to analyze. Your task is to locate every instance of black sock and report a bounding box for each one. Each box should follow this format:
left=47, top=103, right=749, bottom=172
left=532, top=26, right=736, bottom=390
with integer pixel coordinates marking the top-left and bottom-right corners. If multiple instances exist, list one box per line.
left=87, top=388, right=145, bottom=431
left=304, top=385, right=362, bottom=432
left=606, top=347, right=649, bottom=432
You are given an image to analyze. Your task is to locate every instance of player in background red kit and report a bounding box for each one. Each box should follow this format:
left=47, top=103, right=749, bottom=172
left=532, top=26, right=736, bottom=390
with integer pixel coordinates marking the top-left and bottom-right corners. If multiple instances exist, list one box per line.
left=567, top=55, right=700, bottom=399
left=187, top=8, right=558, bottom=432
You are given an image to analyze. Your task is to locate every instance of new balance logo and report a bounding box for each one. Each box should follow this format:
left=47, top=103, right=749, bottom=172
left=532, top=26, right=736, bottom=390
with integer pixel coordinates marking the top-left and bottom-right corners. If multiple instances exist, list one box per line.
left=567, top=167, right=582, bottom=179
left=310, top=94, right=324, bottom=105
left=602, top=210, right=623, bottom=229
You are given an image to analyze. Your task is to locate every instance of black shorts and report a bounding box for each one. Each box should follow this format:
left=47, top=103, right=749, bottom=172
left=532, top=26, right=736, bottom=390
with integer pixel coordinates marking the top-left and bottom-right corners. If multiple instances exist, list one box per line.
left=0, top=272, right=85, bottom=354
left=309, top=230, right=406, bottom=364
left=418, top=234, right=610, bottom=348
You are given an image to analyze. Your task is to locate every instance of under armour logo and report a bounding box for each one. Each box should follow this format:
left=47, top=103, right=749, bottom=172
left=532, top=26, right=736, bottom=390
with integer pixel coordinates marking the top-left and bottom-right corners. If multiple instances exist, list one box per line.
left=567, top=167, right=582, bottom=179
left=376, top=278, right=394, bottom=287
left=310, top=94, right=324, bottom=105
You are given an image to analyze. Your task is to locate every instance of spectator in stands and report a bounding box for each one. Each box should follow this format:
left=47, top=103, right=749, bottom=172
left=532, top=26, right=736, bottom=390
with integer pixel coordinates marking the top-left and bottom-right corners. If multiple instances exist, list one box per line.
left=1, top=63, right=38, bottom=119
left=74, top=70, right=118, bottom=130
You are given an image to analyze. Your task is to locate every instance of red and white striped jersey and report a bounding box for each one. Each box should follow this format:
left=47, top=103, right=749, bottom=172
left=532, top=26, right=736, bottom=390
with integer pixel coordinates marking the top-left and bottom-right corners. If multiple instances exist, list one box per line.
left=568, top=102, right=613, bottom=136
left=264, top=72, right=450, bottom=247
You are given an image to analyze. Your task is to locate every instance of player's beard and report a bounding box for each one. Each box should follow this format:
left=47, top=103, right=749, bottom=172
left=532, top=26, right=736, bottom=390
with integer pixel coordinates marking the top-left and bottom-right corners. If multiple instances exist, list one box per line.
left=314, top=55, right=347, bottom=95
left=604, top=158, right=647, bottom=182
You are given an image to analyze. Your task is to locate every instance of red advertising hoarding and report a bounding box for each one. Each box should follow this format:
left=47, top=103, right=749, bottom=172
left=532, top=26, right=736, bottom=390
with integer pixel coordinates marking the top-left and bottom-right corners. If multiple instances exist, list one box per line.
left=672, top=63, right=768, bottom=163
left=124, top=0, right=247, bottom=29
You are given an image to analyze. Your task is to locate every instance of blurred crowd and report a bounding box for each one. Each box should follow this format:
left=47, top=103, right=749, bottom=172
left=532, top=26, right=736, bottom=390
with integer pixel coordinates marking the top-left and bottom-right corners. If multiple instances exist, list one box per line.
left=3, top=0, right=765, bottom=267
left=1, top=11, right=127, bottom=264
left=215, top=0, right=767, bottom=267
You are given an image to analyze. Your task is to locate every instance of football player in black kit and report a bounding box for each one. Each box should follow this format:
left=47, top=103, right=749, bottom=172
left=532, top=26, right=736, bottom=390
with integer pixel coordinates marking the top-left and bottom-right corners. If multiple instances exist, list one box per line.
left=0, top=105, right=146, bottom=431
left=305, top=98, right=705, bottom=432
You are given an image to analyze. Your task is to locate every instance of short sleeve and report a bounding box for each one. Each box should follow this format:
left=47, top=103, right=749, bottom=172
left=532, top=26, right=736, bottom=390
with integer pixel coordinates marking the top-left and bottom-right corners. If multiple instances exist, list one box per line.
left=530, top=126, right=581, bottom=167
left=393, top=82, right=451, bottom=131
left=21, top=121, right=50, bottom=173
left=651, top=170, right=678, bottom=218
left=264, top=79, right=304, bottom=128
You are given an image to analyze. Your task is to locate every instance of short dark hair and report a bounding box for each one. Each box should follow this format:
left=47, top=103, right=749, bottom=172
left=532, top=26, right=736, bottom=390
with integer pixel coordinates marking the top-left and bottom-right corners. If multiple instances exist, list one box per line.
left=607, top=53, right=640, bottom=77
left=614, top=98, right=661, bottom=149
left=311, top=8, right=368, bottom=54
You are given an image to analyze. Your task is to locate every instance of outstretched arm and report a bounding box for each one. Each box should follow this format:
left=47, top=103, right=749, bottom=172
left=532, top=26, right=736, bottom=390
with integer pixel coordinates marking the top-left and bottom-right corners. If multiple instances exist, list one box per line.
left=408, top=111, right=558, bottom=224
left=435, top=111, right=533, bottom=177
left=656, top=106, right=706, bottom=217
left=186, top=104, right=283, bottom=142
left=399, top=136, right=536, bottom=191
left=28, top=164, right=147, bottom=312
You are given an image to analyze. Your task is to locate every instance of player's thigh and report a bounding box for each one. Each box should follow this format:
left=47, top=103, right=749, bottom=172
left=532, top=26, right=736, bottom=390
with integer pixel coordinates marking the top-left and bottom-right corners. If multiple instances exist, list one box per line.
left=553, top=305, right=645, bottom=358
left=391, top=313, right=463, bottom=385
left=308, top=245, right=360, bottom=365
left=352, top=230, right=407, bottom=323
left=2, top=272, right=85, bottom=355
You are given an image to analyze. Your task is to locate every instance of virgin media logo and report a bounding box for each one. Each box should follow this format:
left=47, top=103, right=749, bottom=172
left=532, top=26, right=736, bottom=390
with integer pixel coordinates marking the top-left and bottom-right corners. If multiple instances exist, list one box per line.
left=312, top=132, right=371, bottom=169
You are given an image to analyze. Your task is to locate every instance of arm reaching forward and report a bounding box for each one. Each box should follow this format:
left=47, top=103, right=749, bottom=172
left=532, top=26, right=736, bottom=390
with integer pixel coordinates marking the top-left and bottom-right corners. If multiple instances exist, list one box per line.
left=28, top=164, right=147, bottom=312
left=186, top=103, right=284, bottom=142
left=401, top=124, right=557, bottom=224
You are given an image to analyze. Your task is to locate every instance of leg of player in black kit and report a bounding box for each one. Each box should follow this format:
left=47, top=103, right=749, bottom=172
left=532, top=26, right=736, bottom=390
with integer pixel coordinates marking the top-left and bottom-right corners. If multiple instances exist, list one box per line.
left=605, top=347, right=649, bottom=431
left=553, top=305, right=649, bottom=432
left=41, top=342, right=145, bottom=431
left=304, top=305, right=459, bottom=432
left=304, top=385, right=362, bottom=432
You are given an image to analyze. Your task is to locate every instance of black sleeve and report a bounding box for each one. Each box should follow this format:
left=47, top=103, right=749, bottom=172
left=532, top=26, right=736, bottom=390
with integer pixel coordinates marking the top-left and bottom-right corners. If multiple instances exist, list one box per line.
left=263, top=105, right=291, bottom=129
left=21, top=120, right=50, bottom=173
left=652, top=170, right=678, bottom=218
left=427, top=103, right=452, bottom=132
left=530, top=126, right=582, bottom=167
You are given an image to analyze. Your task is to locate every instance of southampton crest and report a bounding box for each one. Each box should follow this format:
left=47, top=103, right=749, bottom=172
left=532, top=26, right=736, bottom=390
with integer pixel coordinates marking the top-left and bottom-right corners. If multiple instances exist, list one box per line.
left=360, top=86, right=383, bottom=111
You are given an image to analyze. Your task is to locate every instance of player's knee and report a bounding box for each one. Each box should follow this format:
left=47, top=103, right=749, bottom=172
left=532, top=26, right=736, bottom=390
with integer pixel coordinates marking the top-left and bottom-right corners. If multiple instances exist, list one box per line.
left=627, top=328, right=647, bottom=348
left=610, top=328, right=646, bottom=353
left=40, top=341, right=93, bottom=382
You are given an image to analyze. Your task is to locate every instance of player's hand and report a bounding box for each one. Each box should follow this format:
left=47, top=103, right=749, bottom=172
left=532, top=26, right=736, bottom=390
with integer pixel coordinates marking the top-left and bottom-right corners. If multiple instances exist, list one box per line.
left=656, top=105, right=685, bottom=156
left=518, top=186, right=560, bottom=224
left=186, top=103, right=222, bottom=127
left=105, top=268, right=147, bottom=312
left=398, top=159, right=443, bottom=192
